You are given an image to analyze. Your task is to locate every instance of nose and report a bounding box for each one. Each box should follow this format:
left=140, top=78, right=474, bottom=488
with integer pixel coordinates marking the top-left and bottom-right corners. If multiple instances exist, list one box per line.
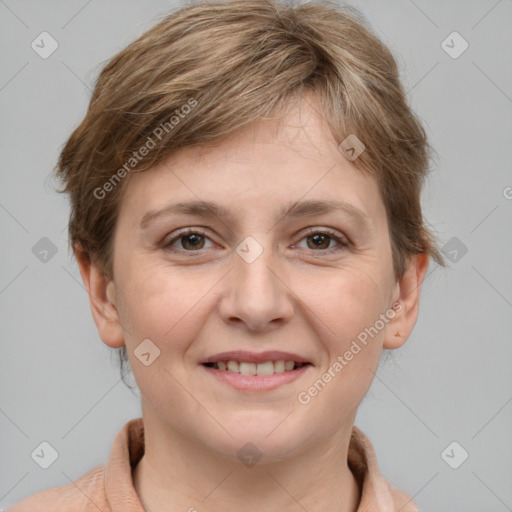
left=217, top=235, right=295, bottom=333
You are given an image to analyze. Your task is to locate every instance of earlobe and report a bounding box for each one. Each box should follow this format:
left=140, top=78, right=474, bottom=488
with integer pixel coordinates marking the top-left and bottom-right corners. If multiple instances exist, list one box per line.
left=74, top=245, right=125, bottom=349
left=383, top=253, right=430, bottom=350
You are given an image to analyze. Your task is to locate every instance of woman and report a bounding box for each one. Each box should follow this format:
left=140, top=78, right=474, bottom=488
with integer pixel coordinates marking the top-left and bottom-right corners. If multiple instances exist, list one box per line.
left=9, top=0, right=444, bottom=510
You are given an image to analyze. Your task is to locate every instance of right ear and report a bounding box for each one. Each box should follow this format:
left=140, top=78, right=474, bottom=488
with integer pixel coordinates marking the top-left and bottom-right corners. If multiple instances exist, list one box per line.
left=74, top=245, right=125, bottom=349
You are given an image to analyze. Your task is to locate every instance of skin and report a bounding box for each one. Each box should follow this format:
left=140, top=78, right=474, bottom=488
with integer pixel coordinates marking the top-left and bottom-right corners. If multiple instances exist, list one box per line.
left=77, top=94, right=429, bottom=512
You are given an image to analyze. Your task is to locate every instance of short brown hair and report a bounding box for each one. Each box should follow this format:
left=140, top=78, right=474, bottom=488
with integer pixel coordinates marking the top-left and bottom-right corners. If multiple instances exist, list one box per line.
left=54, top=0, right=445, bottom=386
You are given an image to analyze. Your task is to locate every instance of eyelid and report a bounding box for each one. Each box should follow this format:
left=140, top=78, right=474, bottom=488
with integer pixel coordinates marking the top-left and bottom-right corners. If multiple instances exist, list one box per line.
left=162, top=227, right=213, bottom=248
left=299, top=226, right=350, bottom=245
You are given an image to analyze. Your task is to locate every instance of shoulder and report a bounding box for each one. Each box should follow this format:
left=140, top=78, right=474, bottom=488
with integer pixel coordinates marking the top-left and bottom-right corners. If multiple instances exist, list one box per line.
left=349, top=425, right=420, bottom=512
left=385, top=481, right=420, bottom=512
left=7, top=464, right=109, bottom=512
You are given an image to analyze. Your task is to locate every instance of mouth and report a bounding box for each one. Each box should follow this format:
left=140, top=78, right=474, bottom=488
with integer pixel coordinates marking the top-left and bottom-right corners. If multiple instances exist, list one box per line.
left=202, top=360, right=310, bottom=375
left=199, top=351, right=313, bottom=392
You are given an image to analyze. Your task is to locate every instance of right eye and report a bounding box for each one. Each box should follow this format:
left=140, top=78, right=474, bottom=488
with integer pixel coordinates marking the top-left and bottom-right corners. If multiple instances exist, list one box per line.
left=163, top=228, right=216, bottom=252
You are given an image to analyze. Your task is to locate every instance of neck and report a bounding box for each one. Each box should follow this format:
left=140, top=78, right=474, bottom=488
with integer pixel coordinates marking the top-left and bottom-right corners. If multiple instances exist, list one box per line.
left=133, top=411, right=361, bottom=512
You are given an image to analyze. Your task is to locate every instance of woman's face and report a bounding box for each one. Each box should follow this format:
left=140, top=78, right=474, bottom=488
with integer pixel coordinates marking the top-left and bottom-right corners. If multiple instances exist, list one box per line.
left=101, top=96, right=418, bottom=462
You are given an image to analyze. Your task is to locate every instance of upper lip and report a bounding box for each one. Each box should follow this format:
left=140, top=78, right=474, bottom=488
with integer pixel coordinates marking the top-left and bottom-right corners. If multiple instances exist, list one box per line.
left=200, top=350, right=312, bottom=365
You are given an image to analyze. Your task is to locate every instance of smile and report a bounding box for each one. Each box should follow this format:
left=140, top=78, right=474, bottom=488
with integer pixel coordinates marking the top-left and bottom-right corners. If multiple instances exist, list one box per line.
left=203, top=360, right=308, bottom=375
left=200, top=351, right=313, bottom=392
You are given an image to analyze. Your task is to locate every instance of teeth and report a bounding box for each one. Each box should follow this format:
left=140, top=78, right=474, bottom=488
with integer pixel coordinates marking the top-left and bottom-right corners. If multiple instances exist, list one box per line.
left=213, top=360, right=304, bottom=375
left=284, top=361, right=295, bottom=371
left=227, top=361, right=239, bottom=373
left=256, top=361, right=274, bottom=375
left=273, top=360, right=285, bottom=373
left=239, top=362, right=256, bottom=375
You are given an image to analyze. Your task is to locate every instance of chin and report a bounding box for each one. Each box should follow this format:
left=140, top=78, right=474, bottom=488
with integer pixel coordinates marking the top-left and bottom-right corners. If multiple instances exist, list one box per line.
left=201, top=414, right=313, bottom=463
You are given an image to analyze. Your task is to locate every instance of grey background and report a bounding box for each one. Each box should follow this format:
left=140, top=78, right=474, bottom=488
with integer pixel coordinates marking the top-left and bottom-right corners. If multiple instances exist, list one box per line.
left=1, top=0, right=511, bottom=510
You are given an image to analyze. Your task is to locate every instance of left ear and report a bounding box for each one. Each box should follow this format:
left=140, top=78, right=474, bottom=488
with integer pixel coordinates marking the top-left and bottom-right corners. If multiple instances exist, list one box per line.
left=383, top=252, right=430, bottom=349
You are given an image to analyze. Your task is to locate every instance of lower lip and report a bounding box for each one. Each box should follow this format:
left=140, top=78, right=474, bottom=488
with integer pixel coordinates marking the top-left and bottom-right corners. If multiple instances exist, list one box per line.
left=201, top=364, right=311, bottom=392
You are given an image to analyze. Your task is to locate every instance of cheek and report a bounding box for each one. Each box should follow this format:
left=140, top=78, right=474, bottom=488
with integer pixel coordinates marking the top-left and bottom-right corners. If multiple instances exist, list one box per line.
left=294, top=299, right=384, bottom=435
left=115, top=262, right=213, bottom=355
left=300, top=263, right=390, bottom=349
left=292, top=263, right=390, bottom=411
left=114, top=265, right=217, bottom=417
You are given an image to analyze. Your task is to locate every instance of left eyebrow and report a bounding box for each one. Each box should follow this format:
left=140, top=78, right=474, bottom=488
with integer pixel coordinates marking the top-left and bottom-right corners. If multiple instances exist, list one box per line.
left=280, top=199, right=371, bottom=230
left=140, top=199, right=372, bottom=231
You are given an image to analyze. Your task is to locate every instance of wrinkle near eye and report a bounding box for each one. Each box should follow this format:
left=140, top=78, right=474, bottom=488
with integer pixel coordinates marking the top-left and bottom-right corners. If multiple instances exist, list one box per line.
left=331, top=260, right=389, bottom=302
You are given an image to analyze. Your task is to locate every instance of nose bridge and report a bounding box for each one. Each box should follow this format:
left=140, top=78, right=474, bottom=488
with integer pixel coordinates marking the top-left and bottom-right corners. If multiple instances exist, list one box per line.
left=235, top=233, right=279, bottom=295
left=220, top=233, right=293, bottom=330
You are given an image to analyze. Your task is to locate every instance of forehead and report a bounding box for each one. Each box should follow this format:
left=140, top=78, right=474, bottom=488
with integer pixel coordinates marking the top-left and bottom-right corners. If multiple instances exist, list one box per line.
left=119, top=96, right=385, bottom=230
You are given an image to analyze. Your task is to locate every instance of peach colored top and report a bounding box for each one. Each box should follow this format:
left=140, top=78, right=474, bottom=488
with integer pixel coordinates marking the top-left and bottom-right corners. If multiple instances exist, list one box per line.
left=8, top=418, right=419, bottom=511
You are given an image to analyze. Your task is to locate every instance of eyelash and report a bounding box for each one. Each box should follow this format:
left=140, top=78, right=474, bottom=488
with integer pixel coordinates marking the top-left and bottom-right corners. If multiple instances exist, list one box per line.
left=162, top=227, right=350, bottom=255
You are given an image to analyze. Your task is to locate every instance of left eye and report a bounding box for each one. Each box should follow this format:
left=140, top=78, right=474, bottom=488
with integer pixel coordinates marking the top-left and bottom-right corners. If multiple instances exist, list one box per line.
left=294, top=229, right=349, bottom=252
